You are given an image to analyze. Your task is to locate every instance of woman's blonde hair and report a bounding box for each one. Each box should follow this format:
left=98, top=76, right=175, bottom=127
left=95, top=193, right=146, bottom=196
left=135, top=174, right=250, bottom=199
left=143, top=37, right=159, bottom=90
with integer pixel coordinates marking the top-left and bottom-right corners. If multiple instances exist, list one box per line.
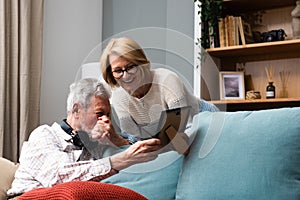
left=100, top=37, right=150, bottom=87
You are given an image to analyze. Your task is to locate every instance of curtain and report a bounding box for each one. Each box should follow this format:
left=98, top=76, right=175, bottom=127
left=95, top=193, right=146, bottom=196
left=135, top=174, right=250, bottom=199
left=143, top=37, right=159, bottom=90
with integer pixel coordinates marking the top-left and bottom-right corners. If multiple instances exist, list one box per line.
left=0, top=0, right=44, bottom=162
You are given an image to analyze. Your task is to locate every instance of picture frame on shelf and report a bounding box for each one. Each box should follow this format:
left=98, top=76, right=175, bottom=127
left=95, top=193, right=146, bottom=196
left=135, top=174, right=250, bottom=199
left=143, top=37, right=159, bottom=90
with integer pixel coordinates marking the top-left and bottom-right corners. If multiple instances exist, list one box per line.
left=219, top=71, right=245, bottom=100
left=242, top=21, right=254, bottom=44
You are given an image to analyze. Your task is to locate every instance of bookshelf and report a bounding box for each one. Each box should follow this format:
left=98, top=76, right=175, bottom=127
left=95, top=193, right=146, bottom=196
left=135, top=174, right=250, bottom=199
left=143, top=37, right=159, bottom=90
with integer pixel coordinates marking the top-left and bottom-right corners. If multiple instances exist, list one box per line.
left=210, top=98, right=300, bottom=111
left=197, top=0, right=300, bottom=111
left=223, top=0, right=296, bottom=12
left=206, top=39, right=300, bottom=68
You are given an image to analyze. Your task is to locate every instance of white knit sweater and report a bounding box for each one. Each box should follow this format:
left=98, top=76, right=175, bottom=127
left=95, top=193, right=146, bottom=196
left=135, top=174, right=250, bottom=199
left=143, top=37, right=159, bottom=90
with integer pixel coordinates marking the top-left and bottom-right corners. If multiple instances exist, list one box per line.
left=111, top=68, right=200, bottom=139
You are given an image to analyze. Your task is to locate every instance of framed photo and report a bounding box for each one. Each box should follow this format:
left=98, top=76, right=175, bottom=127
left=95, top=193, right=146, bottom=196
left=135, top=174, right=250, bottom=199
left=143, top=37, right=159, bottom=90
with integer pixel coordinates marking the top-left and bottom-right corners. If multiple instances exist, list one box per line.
left=219, top=71, right=245, bottom=100
left=242, top=21, right=254, bottom=44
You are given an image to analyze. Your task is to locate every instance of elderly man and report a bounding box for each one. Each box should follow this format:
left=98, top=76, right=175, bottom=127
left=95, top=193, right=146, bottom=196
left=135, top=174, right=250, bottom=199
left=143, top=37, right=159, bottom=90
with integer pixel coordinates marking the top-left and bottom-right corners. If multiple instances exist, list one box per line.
left=7, top=78, right=160, bottom=198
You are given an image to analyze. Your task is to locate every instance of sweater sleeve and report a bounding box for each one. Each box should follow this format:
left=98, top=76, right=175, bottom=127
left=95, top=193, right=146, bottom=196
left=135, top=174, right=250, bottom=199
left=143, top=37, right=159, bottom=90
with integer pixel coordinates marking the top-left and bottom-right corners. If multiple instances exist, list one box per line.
left=159, top=70, right=188, bottom=109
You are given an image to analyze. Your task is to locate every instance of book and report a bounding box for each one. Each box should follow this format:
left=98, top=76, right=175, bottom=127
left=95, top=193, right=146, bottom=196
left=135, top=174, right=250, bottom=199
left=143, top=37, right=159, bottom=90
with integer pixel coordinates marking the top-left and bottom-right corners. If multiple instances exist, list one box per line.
left=237, top=16, right=246, bottom=45
left=224, top=16, right=230, bottom=46
left=230, top=15, right=236, bottom=46
left=219, top=15, right=247, bottom=46
left=218, top=18, right=226, bottom=47
left=234, top=16, right=239, bottom=45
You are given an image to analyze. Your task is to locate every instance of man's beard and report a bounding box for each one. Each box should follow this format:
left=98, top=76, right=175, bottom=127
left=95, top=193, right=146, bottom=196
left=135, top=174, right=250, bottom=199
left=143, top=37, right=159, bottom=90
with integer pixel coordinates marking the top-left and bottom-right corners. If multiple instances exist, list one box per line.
left=80, top=121, right=93, bottom=136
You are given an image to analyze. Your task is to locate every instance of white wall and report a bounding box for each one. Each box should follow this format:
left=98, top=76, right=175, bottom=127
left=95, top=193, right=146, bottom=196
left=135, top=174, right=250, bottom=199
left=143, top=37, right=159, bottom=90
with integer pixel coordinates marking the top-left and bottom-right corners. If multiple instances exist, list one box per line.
left=41, top=0, right=102, bottom=124
left=102, top=0, right=194, bottom=89
left=165, top=0, right=195, bottom=91
left=41, top=0, right=194, bottom=124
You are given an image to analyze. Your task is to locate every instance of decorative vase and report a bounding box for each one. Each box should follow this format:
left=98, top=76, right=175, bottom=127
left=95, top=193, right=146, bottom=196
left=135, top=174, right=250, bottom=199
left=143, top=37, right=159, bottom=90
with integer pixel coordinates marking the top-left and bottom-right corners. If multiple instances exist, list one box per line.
left=291, top=1, right=300, bottom=39
left=266, top=82, right=275, bottom=99
left=280, top=86, right=288, bottom=98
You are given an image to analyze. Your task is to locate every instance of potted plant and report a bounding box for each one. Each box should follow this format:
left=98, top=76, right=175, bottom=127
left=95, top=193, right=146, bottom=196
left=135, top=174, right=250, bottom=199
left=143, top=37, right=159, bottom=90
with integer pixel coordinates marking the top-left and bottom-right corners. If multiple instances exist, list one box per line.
left=194, top=0, right=223, bottom=49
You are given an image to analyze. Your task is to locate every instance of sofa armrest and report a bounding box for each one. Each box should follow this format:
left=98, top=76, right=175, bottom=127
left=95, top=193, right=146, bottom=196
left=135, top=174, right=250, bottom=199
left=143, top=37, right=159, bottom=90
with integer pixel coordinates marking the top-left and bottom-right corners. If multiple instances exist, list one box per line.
left=0, top=157, right=19, bottom=200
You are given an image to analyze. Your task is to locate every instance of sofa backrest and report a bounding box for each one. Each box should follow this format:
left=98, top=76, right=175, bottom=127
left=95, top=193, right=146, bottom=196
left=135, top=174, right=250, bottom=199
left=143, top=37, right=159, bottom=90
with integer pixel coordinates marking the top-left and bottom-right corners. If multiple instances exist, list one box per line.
left=176, top=107, right=300, bottom=200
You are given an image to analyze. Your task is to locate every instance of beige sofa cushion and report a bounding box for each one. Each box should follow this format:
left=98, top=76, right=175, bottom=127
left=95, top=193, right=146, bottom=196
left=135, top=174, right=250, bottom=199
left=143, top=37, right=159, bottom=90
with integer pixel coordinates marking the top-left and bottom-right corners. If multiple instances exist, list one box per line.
left=0, top=157, right=19, bottom=200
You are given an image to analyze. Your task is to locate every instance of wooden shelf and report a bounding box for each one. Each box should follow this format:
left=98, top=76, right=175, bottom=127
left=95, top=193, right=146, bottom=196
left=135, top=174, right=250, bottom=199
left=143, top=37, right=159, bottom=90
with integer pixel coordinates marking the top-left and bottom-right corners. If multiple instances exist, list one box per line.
left=206, top=39, right=300, bottom=59
left=206, top=39, right=300, bottom=68
left=224, top=0, right=297, bottom=12
left=198, top=0, right=300, bottom=111
left=210, top=98, right=300, bottom=111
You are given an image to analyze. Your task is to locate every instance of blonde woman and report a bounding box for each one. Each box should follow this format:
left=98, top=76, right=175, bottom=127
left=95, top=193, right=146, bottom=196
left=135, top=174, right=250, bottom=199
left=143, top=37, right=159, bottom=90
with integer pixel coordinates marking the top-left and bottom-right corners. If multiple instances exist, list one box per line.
left=100, top=37, right=218, bottom=141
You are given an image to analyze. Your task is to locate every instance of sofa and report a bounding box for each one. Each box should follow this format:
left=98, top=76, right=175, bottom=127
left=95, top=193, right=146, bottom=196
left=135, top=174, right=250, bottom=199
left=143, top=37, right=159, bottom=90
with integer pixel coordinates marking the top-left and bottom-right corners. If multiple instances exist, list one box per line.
left=1, top=107, right=300, bottom=200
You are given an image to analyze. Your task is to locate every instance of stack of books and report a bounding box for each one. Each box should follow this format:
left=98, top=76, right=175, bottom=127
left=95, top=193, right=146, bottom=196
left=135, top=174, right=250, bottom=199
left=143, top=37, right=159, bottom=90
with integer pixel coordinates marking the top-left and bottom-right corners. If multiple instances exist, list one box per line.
left=209, top=15, right=248, bottom=48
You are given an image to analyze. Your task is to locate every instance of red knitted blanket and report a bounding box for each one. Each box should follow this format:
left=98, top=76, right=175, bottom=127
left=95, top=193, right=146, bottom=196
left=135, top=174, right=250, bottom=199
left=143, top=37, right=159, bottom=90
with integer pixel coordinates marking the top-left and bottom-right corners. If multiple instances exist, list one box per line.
left=18, top=181, right=147, bottom=200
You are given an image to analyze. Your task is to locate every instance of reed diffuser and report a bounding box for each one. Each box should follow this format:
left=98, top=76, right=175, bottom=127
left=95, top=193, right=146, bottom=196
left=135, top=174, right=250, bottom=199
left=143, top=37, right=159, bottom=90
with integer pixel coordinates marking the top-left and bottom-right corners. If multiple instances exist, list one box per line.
left=265, top=66, right=275, bottom=98
left=279, top=69, right=290, bottom=98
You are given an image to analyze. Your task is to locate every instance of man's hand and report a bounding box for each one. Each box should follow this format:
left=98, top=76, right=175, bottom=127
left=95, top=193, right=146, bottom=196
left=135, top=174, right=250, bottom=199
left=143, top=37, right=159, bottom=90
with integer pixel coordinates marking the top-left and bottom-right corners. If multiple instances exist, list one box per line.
left=110, top=138, right=161, bottom=171
left=90, top=116, right=111, bottom=144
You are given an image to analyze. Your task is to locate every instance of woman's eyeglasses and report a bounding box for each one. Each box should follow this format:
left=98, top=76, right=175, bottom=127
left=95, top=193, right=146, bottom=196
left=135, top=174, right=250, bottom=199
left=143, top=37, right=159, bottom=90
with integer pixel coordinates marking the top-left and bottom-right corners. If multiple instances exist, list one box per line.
left=111, top=65, right=138, bottom=79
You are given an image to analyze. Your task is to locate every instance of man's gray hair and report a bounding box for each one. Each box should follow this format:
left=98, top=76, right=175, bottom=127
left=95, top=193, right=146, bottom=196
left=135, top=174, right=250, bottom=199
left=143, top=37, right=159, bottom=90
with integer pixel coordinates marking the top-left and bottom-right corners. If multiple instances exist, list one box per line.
left=66, top=78, right=111, bottom=113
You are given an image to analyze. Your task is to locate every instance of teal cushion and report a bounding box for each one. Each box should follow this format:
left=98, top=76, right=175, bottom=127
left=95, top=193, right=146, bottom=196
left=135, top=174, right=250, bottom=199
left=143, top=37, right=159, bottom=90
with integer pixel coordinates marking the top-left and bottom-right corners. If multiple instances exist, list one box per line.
left=102, top=151, right=183, bottom=200
left=176, top=107, right=300, bottom=200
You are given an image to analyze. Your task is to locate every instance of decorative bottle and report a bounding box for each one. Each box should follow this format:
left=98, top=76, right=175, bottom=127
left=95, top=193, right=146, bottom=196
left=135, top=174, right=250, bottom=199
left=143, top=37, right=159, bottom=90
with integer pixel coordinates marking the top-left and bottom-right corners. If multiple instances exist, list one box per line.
left=291, top=0, right=300, bottom=39
left=266, top=82, right=275, bottom=99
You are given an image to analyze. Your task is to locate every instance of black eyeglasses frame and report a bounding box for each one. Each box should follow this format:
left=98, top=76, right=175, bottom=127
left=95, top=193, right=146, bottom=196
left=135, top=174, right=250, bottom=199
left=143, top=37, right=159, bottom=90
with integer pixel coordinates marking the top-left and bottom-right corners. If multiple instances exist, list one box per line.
left=111, top=65, right=138, bottom=79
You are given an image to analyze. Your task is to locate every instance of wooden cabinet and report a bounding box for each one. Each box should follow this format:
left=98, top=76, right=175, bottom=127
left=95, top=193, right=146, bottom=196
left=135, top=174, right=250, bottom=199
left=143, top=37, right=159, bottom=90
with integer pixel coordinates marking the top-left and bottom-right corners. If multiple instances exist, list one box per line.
left=199, top=0, right=300, bottom=111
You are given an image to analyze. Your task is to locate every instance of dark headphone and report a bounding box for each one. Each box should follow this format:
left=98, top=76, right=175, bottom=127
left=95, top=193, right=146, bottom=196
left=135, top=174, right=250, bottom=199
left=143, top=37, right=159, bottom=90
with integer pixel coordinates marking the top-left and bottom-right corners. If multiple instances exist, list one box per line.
left=60, top=119, right=84, bottom=148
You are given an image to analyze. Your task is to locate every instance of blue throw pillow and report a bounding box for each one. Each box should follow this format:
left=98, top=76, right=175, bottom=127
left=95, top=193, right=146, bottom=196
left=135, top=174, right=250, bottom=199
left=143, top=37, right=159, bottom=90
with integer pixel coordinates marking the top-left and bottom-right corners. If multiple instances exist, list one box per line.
left=176, top=107, right=300, bottom=200
left=102, top=151, right=183, bottom=200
